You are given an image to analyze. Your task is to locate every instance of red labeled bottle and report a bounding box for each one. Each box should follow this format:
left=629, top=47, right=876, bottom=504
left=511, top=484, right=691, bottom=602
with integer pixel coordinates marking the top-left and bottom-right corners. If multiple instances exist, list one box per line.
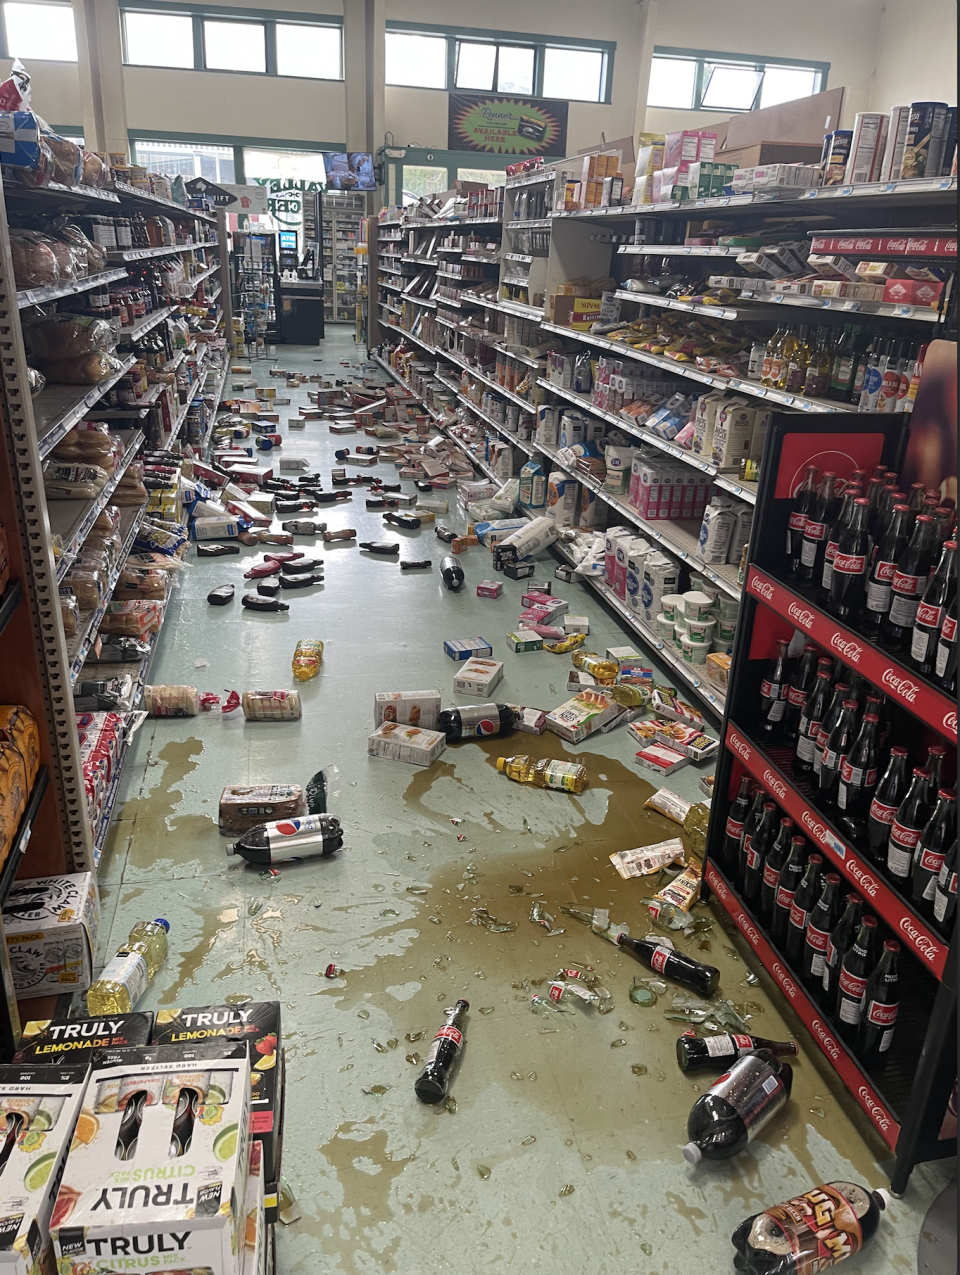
left=785, top=853, right=824, bottom=966
left=760, top=639, right=789, bottom=739
left=828, top=498, right=871, bottom=621
left=887, top=767, right=933, bottom=888
left=772, top=836, right=808, bottom=947
left=783, top=644, right=821, bottom=745
left=836, top=712, right=880, bottom=843
left=739, top=787, right=769, bottom=885
left=676, top=1030, right=798, bottom=1072
left=881, top=514, right=938, bottom=651
left=787, top=464, right=818, bottom=577
left=861, top=503, right=911, bottom=637
left=835, top=914, right=879, bottom=1043
left=759, top=817, right=796, bottom=928
left=743, top=801, right=778, bottom=906
left=813, top=683, right=850, bottom=787
left=866, top=747, right=909, bottom=865
left=820, top=486, right=861, bottom=599
left=616, top=934, right=720, bottom=997
left=792, top=662, right=833, bottom=779
left=821, top=893, right=864, bottom=1018
left=723, top=776, right=753, bottom=878
left=857, top=940, right=900, bottom=1071
left=911, top=789, right=957, bottom=920
left=910, top=540, right=956, bottom=675
left=933, top=839, right=957, bottom=934
left=924, top=745, right=947, bottom=804
left=798, top=473, right=837, bottom=586
left=801, top=872, right=842, bottom=994
left=935, top=597, right=957, bottom=693
left=816, top=699, right=859, bottom=814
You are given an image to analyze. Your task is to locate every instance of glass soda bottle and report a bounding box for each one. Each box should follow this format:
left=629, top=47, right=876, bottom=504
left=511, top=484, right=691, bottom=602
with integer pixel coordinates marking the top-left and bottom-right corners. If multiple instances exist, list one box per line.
left=785, top=854, right=824, bottom=965
left=739, top=787, right=770, bottom=884
left=813, top=683, right=850, bottom=787
left=936, top=597, right=957, bottom=692
left=616, top=934, right=720, bottom=997
left=886, top=767, right=932, bottom=889
left=933, top=839, right=958, bottom=934
left=798, top=474, right=837, bottom=585
left=793, top=662, right=833, bottom=778
left=821, top=893, right=865, bottom=1018
left=836, top=914, right=879, bottom=1043
left=437, top=704, right=516, bottom=741
left=723, top=776, right=753, bottom=878
left=861, top=503, right=912, bottom=637
left=910, top=540, right=956, bottom=675
left=772, top=836, right=808, bottom=947
left=743, top=802, right=778, bottom=905
left=676, top=1030, right=798, bottom=1073
left=787, top=465, right=818, bottom=576
left=87, top=919, right=170, bottom=1016
left=857, top=940, right=900, bottom=1071
left=759, top=817, right=795, bottom=927
left=881, top=514, right=938, bottom=651
left=819, top=485, right=861, bottom=599
left=828, top=498, right=871, bottom=620
left=415, top=1000, right=469, bottom=1103
left=816, top=699, right=859, bottom=814
left=682, top=1050, right=793, bottom=1164
left=836, top=712, right=880, bottom=841
left=800, top=872, right=842, bottom=994
left=911, top=789, right=957, bottom=919
left=783, top=644, right=820, bottom=744
left=760, top=639, right=789, bottom=737
left=495, top=754, right=586, bottom=794
left=866, top=747, right=909, bottom=864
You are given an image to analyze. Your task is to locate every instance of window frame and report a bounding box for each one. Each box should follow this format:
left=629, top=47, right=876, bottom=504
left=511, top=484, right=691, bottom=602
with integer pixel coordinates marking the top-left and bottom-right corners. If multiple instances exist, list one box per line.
left=120, top=0, right=343, bottom=81
left=647, top=46, right=828, bottom=114
left=385, top=21, right=615, bottom=104
left=0, top=0, right=78, bottom=61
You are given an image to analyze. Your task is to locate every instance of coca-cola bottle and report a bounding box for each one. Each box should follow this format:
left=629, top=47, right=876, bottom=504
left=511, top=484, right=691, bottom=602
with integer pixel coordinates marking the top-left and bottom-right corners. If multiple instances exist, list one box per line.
left=857, top=939, right=900, bottom=1071
left=785, top=853, right=824, bottom=965
left=787, top=464, right=818, bottom=576
left=866, top=747, right=909, bottom=864
left=907, top=481, right=927, bottom=514
left=798, top=473, right=837, bottom=586
left=772, top=836, right=808, bottom=947
left=616, top=934, right=720, bottom=997
left=924, top=745, right=947, bottom=803
left=886, top=767, right=933, bottom=889
left=743, top=801, right=779, bottom=906
left=793, top=662, right=833, bottom=779
left=836, top=914, right=879, bottom=1043
left=935, top=596, right=957, bottom=693
left=828, top=497, right=871, bottom=621
left=783, top=644, right=820, bottom=745
left=821, top=893, right=864, bottom=1018
left=910, top=540, right=956, bottom=676
left=820, top=485, right=861, bottom=599
left=813, top=683, right=850, bottom=788
left=415, top=1000, right=469, bottom=1103
left=881, top=514, right=938, bottom=651
left=933, top=839, right=957, bottom=934
left=836, top=712, right=880, bottom=844
left=760, top=639, right=790, bottom=738
left=816, top=699, right=859, bottom=813
left=911, top=789, right=957, bottom=919
left=861, top=503, right=911, bottom=637
left=759, top=817, right=796, bottom=927
left=676, top=1029, right=798, bottom=1072
left=800, top=872, right=842, bottom=995
left=739, top=787, right=769, bottom=885
left=682, top=1050, right=793, bottom=1163
left=723, top=776, right=753, bottom=878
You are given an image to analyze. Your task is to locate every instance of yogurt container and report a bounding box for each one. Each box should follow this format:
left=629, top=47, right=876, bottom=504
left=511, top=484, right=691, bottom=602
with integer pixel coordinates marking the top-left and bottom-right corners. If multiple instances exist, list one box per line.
left=718, top=596, right=741, bottom=622
left=660, top=593, right=685, bottom=623
left=683, top=590, right=715, bottom=622
left=656, top=614, right=675, bottom=643
left=681, top=634, right=708, bottom=666
left=686, top=618, right=717, bottom=643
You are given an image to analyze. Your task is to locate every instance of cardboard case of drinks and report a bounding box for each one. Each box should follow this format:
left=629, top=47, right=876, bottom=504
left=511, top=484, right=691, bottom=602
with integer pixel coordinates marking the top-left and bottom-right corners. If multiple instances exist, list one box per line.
left=51, top=1041, right=251, bottom=1275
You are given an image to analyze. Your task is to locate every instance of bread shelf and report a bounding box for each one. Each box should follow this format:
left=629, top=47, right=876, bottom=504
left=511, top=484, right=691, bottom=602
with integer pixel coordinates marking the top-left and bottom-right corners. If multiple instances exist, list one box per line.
left=17, top=267, right=129, bottom=309
left=34, top=355, right=139, bottom=458
left=51, top=429, right=146, bottom=581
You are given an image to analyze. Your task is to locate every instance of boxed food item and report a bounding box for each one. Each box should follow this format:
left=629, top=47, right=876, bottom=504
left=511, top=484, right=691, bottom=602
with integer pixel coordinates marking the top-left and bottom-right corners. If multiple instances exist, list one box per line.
left=51, top=1042, right=251, bottom=1275
left=564, top=615, right=589, bottom=634
left=152, top=1002, right=283, bottom=1223
left=651, top=688, right=705, bottom=727
left=882, top=278, right=946, bottom=308
left=443, top=637, right=493, bottom=662
left=368, top=722, right=447, bottom=767
left=507, top=629, right=543, bottom=653
left=241, top=1140, right=266, bottom=1275
left=373, top=689, right=441, bottom=729
left=506, top=705, right=547, bottom=734
left=218, top=785, right=305, bottom=834
left=476, top=580, right=502, bottom=599
left=0, top=1062, right=89, bottom=1275
left=453, top=657, right=504, bottom=697
left=635, top=742, right=689, bottom=776
left=654, top=723, right=719, bottom=761
left=546, top=689, right=621, bottom=743
left=3, top=872, right=100, bottom=997
left=15, top=1012, right=155, bottom=1061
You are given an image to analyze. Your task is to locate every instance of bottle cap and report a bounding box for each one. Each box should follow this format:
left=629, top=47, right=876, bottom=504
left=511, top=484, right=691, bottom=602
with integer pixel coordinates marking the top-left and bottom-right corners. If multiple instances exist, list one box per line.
left=875, top=1188, right=893, bottom=1209
left=226, top=845, right=236, bottom=856
left=154, top=919, right=170, bottom=931
left=495, top=757, right=507, bottom=772
left=681, top=1142, right=702, bottom=1165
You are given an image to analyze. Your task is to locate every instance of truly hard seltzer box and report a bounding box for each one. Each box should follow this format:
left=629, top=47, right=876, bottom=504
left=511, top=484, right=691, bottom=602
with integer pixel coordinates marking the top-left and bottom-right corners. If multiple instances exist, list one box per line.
left=51, top=1042, right=250, bottom=1275
left=151, top=1004, right=283, bottom=1224
left=14, top=1013, right=154, bottom=1062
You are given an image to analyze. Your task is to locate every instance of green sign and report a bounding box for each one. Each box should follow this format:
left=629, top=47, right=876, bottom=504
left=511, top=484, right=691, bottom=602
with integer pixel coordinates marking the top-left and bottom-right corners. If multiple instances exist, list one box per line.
left=448, top=94, right=568, bottom=157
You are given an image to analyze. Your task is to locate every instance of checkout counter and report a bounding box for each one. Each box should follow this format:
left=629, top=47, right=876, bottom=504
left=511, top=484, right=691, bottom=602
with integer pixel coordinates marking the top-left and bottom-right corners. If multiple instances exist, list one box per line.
left=277, top=229, right=325, bottom=343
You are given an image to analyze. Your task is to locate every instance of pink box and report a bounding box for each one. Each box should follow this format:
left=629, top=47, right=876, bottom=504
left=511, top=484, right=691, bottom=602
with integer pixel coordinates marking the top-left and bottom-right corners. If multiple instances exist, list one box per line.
left=477, top=580, right=502, bottom=598
left=882, top=278, right=946, bottom=308
left=663, top=129, right=717, bottom=169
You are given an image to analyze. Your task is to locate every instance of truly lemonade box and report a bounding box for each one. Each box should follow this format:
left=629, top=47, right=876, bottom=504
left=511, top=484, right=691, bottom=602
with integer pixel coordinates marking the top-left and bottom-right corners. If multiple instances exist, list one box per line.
left=51, top=1042, right=250, bottom=1275
left=14, top=1013, right=154, bottom=1062
left=151, top=1003, right=283, bottom=1224
left=0, top=1062, right=88, bottom=1275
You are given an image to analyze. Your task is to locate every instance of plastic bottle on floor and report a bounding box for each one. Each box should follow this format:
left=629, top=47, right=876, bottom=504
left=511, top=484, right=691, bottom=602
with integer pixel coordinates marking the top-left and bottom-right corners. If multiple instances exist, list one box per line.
left=495, top=754, right=586, bottom=793
left=731, top=1180, right=891, bottom=1272
left=682, top=1049, right=793, bottom=1164
left=87, top=919, right=169, bottom=1015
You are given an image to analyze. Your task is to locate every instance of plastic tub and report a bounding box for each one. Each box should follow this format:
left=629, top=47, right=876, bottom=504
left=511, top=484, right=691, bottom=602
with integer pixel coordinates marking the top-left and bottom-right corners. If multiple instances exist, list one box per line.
left=681, top=634, right=708, bottom=666
left=660, top=593, right=684, bottom=623
left=683, top=590, right=715, bottom=621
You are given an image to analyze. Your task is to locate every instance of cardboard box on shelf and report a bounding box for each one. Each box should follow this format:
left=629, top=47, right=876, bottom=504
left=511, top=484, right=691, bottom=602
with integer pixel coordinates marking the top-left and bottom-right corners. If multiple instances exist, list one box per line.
left=2, top=872, right=100, bottom=998
left=715, top=141, right=824, bottom=168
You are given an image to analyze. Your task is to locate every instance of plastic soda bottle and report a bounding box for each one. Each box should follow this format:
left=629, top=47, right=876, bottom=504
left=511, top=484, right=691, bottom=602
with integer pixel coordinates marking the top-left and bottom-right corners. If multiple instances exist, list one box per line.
left=731, top=1180, right=891, bottom=1272
left=495, top=754, right=587, bottom=793
left=292, top=639, right=324, bottom=681
left=87, top=919, right=169, bottom=1015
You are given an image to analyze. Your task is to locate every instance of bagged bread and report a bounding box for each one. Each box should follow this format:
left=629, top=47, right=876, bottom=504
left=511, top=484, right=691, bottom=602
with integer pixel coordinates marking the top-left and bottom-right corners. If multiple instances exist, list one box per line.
left=144, top=685, right=200, bottom=717
left=9, top=229, right=59, bottom=289
left=0, top=705, right=41, bottom=787
left=100, top=600, right=163, bottom=635
left=242, top=690, right=302, bottom=721
left=37, top=351, right=122, bottom=385
left=24, top=314, right=113, bottom=361
left=59, top=587, right=79, bottom=635
left=0, top=742, right=27, bottom=862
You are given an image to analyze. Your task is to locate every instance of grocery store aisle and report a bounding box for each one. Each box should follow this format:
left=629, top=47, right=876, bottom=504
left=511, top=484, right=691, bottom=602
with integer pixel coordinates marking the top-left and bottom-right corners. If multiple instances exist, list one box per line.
left=97, top=328, right=951, bottom=1274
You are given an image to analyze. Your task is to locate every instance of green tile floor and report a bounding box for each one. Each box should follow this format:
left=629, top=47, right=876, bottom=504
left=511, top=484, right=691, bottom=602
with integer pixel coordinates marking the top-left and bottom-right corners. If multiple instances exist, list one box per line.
left=95, top=329, right=953, bottom=1273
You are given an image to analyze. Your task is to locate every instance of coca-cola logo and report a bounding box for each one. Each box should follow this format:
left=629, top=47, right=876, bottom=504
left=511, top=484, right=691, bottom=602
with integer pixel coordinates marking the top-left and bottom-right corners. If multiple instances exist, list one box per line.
left=881, top=669, right=919, bottom=703
left=762, top=769, right=788, bottom=800
left=738, top=917, right=761, bottom=948
left=801, top=809, right=829, bottom=845
left=729, top=732, right=752, bottom=762
left=857, top=1087, right=892, bottom=1133
left=830, top=633, right=864, bottom=662
left=943, top=710, right=958, bottom=736
left=810, top=1018, right=841, bottom=1061
left=753, top=580, right=775, bottom=601
left=710, top=873, right=729, bottom=900
left=771, top=962, right=798, bottom=999
left=898, top=917, right=939, bottom=964
left=845, top=858, right=879, bottom=898
left=787, top=603, right=815, bottom=629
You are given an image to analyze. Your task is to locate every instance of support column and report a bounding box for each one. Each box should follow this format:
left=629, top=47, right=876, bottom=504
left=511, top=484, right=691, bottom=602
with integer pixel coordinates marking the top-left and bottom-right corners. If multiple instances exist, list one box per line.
left=632, top=0, right=660, bottom=138
left=343, top=0, right=385, bottom=208
left=72, top=0, right=128, bottom=155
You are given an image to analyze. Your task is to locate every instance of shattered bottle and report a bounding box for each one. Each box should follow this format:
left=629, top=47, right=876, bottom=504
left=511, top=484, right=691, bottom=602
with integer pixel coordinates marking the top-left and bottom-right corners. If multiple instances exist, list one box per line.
left=682, top=1050, right=793, bottom=1164
left=731, top=1180, right=891, bottom=1273
left=226, top=814, right=343, bottom=865
left=415, top=1000, right=469, bottom=1104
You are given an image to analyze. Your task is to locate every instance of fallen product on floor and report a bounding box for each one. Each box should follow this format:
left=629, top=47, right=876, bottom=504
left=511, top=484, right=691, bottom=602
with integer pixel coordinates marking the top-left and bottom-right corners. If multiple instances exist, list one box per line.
left=228, top=813, right=344, bottom=865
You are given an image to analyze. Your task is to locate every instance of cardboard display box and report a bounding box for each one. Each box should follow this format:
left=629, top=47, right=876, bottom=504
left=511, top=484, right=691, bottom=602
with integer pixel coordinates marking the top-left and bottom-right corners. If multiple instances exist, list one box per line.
left=3, top=873, right=100, bottom=998
left=546, top=690, right=621, bottom=743
left=373, top=690, right=441, bottom=730
left=15, top=1012, right=155, bottom=1062
left=368, top=723, right=447, bottom=766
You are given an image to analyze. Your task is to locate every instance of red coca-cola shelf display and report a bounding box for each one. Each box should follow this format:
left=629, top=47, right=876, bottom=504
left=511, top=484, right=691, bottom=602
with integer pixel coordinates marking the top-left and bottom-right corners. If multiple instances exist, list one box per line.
left=745, top=567, right=957, bottom=744
left=705, top=411, right=956, bottom=1195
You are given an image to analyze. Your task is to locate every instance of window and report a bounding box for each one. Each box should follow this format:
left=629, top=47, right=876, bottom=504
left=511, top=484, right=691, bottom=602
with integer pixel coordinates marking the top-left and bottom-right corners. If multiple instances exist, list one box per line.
left=276, top=22, right=341, bottom=80
left=133, top=139, right=236, bottom=182
left=457, top=167, right=507, bottom=186
left=244, top=148, right=327, bottom=236
left=385, top=24, right=613, bottom=103
left=3, top=1, right=76, bottom=60
left=647, top=48, right=827, bottom=113
left=120, top=4, right=343, bottom=79
left=123, top=11, right=193, bottom=68
left=402, top=165, right=448, bottom=202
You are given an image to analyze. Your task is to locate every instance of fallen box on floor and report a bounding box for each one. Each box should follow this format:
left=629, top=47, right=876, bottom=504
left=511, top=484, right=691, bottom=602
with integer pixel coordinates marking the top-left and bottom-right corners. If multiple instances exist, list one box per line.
left=453, top=658, right=504, bottom=696
left=52, top=1041, right=251, bottom=1275
left=242, top=1140, right=266, bottom=1275
left=546, top=689, right=621, bottom=743
left=2, top=871, right=100, bottom=997
left=509, top=705, right=547, bottom=734
left=152, top=1002, right=284, bottom=1223
left=476, top=581, right=502, bottom=599
left=635, top=742, right=689, bottom=776
left=443, top=637, right=493, bottom=661
left=507, top=629, right=543, bottom=653
left=373, top=690, right=441, bottom=730
left=368, top=722, right=447, bottom=766
left=14, top=1012, right=155, bottom=1061
left=564, top=616, right=590, bottom=634
left=218, top=785, right=305, bottom=834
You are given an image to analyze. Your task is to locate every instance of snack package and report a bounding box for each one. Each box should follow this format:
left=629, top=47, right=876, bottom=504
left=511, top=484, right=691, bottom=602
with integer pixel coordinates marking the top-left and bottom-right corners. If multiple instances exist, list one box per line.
left=219, top=784, right=306, bottom=833
left=242, top=690, right=302, bottom=721
left=609, top=839, right=686, bottom=879
left=647, top=861, right=703, bottom=922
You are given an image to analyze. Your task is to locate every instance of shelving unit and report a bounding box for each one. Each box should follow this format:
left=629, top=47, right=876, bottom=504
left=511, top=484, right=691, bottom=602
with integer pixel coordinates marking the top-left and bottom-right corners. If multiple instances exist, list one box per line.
left=323, top=192, right=365, bottom=325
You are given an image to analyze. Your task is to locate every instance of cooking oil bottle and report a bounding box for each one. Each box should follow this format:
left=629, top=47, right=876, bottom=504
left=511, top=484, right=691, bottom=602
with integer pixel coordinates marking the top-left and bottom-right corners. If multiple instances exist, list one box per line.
left=495, top=755, right=587, bottom=793
left=87, top=918, right=169, bottom=1015
left=571, top=651, right=619, bottom=683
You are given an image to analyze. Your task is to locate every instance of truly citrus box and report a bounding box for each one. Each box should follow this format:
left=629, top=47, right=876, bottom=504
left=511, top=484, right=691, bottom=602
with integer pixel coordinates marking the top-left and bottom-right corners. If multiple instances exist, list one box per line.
left=0, top=1062, right=88, bottom=1275
left=51, top=1042, right=250, bottom=1275
left=2, top=873, right=100, bottom=998
left=151, top=1004, right=283, bottom=1224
